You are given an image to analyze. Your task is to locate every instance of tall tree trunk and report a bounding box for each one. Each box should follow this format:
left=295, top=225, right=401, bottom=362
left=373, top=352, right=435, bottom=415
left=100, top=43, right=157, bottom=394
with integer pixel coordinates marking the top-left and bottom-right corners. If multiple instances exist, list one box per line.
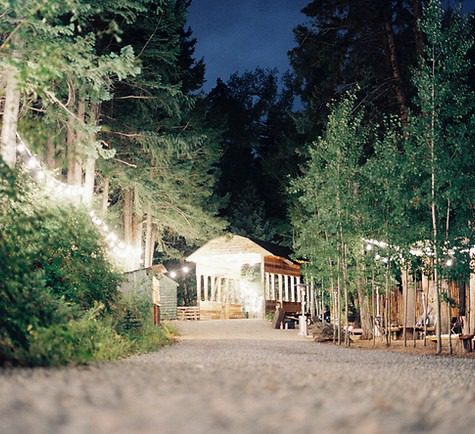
left=447, top=285, right=452, bottom=355
left=66, top=88, right=76, bottom=184
left=45, top=136, right=55, bottom=170
left=101, top=177, right=109, bottom=215
left=83, top=104, right=98, bottom=205
left=384, top=12, right=408, bottom=125
left=423, top=280, right=429, bottom=347
left=132, top=213, right=143, bottom=267
left=337, top=257, right=342, bottom=345
left=412, top=0, right=424, bottom=58
left=343, top=244, right=349, bottom=346
left=0, top=64, right=20, bottom=168
left=331, top=275, right=336, bottom=344
left=131, top=186, right=143, bottom=270
left=385, top=265, right=390, bottom=346
left=123, top=189, right=134, bottom=245
left=357, top=259, right=373, bottom=339
left=403, top=265, right=409, bottom=347
left=73, top=99, right=85, bottom=186
left=413, top=275, right=417, bottom=348
left=83, top=157, right=95, bottom=205
left=144, top=204, right=153, bottom=268
left=150, top=226, right=156, bottom=267
left=446, top=200, right=452, bottom=354
left=430, top=45, right=442, bottom=354
left=372, top=267, right=376, bottom=347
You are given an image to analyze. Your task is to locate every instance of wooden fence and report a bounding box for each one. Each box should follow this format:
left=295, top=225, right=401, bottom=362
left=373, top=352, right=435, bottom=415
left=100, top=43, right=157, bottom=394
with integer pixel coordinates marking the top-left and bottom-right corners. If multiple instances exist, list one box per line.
left=176, top=306, right=200, bottom=321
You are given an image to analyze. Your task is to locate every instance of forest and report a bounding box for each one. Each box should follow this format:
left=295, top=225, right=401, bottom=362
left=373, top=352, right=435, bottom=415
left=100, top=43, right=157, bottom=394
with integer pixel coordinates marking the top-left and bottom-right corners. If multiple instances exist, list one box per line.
left=1, top=0, right=475, bottom=365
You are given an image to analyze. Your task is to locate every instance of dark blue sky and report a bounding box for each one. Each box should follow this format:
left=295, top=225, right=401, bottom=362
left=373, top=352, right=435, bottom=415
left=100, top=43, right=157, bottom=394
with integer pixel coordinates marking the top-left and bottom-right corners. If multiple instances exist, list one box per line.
left=188, top=0, right=475, bottom=92
left=187, top=0, right=308, bottom=90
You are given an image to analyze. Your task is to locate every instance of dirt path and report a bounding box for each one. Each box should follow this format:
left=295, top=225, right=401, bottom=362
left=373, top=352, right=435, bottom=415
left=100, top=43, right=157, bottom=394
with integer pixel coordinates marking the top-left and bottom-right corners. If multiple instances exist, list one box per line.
left=1, top=319, right=474, bottom=433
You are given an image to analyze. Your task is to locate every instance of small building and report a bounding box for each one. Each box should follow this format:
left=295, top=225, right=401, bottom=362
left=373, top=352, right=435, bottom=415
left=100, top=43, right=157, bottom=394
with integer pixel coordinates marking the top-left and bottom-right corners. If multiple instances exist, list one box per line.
left=186, top=234, right=304, bottom=320
left=120, top=265, right=178, bottom=323
left=155, top=274, right=178, bottom=320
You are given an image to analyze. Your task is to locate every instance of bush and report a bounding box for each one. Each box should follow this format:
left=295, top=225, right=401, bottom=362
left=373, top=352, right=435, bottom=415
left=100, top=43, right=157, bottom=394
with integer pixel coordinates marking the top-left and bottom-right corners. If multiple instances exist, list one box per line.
left=28, top=306, right=132, bottom=366
left=0, top=162, right=121, bottom=365
left=0, top=161, right=174, bottom=366
left=113, top=293, right=175, bottom=353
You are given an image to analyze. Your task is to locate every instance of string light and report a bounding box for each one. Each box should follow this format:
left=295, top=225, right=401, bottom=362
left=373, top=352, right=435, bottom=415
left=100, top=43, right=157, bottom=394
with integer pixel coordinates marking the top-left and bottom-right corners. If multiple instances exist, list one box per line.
left=165, top=265, right=191, bottom=279
left=15, top=133, right=143, bottom=271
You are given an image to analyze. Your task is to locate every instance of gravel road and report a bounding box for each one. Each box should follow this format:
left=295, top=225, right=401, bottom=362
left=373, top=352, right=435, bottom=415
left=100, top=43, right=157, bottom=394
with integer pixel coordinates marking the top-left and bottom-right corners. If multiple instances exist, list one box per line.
left=1, top=319, right=475, bottom=434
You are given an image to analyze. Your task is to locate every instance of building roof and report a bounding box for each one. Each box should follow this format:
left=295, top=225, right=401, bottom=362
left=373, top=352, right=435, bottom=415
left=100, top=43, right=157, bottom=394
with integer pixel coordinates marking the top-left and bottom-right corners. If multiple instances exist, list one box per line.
left=186, top=234, right=295, bottom=263
left=248, top=237, right=294, bottom=261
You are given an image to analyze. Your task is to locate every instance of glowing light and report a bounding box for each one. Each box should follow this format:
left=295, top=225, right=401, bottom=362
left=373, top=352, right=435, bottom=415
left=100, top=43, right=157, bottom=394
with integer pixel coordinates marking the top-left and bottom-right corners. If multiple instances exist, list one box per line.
left=169, top=271, right=177, bottom=278
left=15, top=133, right=147, bottom=272
left=34, top=170, right=46, bottom=182
left=182, top=266, right=189, bottom=273
left=106, top=232, right=118, bottom=243
left=17, top=142, right=26, bottom=154
left=26, top=157, right=39, bottom=170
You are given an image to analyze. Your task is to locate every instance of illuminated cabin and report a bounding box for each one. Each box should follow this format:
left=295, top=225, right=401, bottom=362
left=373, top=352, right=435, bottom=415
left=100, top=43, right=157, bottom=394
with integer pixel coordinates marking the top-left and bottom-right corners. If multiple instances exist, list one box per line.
left=186, top=234, right=304, bottom=320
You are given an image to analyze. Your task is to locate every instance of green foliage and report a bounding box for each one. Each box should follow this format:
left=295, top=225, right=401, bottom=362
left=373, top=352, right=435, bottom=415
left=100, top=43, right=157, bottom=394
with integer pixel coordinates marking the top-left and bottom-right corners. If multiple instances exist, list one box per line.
left=112, top=292, right=174, bottom=354
left=27, top=307, right=132, bottom=367
left=289, top=0, right=418, bottom=138
left=291, top=92, right=366, bottom=281
left=206, top=69, right=300, bottom=244
left=0, top=164, right=125, bottom=365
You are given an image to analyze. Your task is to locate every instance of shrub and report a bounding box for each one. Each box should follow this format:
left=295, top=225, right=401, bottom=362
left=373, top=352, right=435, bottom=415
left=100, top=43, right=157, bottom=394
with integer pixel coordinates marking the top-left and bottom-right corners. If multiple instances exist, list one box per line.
left=0, top=161, right=173, bottom=366
left=0, top=162, right=122, bottom=365
left=28, top=306, right=132, bottom=366
left=112, top=292, right=174, bottom=353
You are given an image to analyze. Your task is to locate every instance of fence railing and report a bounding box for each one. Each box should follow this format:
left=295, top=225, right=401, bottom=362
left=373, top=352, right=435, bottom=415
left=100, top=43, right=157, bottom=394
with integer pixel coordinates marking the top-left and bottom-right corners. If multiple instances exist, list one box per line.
left=176, top=306, right=200, bottom=321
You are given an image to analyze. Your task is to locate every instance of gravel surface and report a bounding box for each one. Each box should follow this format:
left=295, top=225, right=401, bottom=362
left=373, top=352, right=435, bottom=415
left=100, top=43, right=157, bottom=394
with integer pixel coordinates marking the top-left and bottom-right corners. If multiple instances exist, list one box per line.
left=1, top=319, right=475, bottom=434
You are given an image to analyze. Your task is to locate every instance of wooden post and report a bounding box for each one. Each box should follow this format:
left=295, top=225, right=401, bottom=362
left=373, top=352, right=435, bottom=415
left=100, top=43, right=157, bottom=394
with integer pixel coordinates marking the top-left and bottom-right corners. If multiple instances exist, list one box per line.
left=284, top=275, right=289, bottom=302
left=197, top=274, right=202, bottom=303
left=270, top=273, right=275, bottom=300
left=291, top=276, right=296, bottom=302
left=265, top=272, right=270, bottom=299
left=204, top=275, right=208, bottom=302
left=469, top=269, right=475, bottom=334
left=310, top=279, right=315, bottom=317
left=217, top=277, right=222, bottom=304
left=278, top=274, right=283, bottom=302
left=211, top=276, right=216, bottom=302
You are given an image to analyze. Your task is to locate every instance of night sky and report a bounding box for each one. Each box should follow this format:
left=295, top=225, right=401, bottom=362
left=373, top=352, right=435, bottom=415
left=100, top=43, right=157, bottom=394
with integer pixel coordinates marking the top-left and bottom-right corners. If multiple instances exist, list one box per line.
left=188, top=0, right=475, bottom=92
left=187, top=0, right=308, bottom=90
